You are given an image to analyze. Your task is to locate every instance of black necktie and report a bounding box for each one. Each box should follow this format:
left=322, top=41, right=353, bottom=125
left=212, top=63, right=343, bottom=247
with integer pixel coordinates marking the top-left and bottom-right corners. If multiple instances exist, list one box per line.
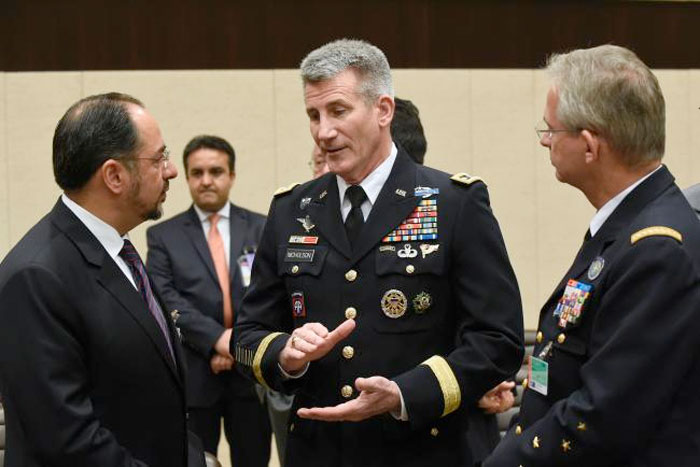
left=344, top=185, right=367, bottom=249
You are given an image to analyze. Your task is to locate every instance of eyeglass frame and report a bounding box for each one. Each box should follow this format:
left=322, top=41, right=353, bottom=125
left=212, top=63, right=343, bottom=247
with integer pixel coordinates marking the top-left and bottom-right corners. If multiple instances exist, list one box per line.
left=534, top=121, right=580, bottom=140
left=131, top=147, right=171, bottom=170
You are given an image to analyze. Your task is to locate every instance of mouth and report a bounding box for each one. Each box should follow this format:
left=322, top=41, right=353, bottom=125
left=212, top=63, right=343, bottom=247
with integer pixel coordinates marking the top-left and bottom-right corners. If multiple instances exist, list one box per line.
left=324, top=146, right=346, bottom=157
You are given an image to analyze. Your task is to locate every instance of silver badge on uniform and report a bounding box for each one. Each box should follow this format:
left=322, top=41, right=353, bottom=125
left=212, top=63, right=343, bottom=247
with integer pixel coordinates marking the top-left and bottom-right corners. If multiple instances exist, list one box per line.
left=397, top=244, right=418, bottom=259
left=412, top=292, right=432, bottom=314
left=381, top=289, right=408, bottom=319
left=296, top=215, right=316, bottom=233
left=587, top=256, right=605, bottom=280
left=300, top=197, right=312, bottom=210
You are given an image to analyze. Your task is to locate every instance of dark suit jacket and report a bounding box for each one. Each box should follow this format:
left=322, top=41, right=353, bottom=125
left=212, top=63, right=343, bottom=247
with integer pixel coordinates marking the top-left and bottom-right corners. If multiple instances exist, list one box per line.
left=682, top=182, right=700, bottom=220
left=0, top=199, right=198, bottom=467
left=235, top=151, right=524, bottom=467
left=146, top=203, right=266, bottom=404
left=486, top=166, right=700, bottom=466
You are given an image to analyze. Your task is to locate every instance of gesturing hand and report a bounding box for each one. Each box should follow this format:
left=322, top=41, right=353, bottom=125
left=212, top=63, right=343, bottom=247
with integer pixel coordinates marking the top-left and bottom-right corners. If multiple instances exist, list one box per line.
left=478, top=380, right=515, bottom=414
left=297, top=376, right=401, bottom=422
left=278, top=319, right=356, bottom=374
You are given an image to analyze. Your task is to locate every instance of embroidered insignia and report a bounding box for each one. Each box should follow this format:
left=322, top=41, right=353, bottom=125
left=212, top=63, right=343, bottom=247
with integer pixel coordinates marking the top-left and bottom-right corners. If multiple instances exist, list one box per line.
left=554, top=279, right=592, bottom=328
left=450, top=173, right=486, bottom=187
left=296, top=215, right=315, bottom=233
left=630, top=226, right=682, bottom=244
left=587, top=256, right=605, bottom=280
left=291, top=292, right=306, bottom=318
left=284, top=248, right=315, bottom=262
left=273, top=182, right=300, bottom=197
left=381, top=289, right=408, bottom=319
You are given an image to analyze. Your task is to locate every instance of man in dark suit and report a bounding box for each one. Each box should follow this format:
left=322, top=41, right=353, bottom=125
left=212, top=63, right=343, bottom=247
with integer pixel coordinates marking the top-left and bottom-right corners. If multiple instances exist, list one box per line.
left=485, top=45, right=700, bottom=466
left=0, top=93, right=204, bottom=467
left=682, top=183, right=700, bottom=220
left=234, top=38, right=524, bottom=467
left=146, top=135, right=271, bottom=467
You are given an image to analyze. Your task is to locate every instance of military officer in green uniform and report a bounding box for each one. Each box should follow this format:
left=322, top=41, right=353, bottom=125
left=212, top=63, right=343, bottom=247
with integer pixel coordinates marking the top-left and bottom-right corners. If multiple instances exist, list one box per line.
left=233, top=39, right=524, bottom=467
left=485, top=45, right=700, bottom=466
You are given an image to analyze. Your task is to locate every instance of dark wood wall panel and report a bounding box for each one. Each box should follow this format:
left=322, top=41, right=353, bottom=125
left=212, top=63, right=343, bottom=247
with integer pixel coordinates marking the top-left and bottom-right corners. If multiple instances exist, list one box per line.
left=2, top=1, right=700, bottom=71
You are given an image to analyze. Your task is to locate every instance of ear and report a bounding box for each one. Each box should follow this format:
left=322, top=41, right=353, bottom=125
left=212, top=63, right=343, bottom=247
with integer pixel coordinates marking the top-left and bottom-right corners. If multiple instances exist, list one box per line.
left=101, top=159, right=131, bottom=195
left=376, top=95, right=395, bottom=128
left=230, top=170, right=236, bottom=184
left=581, top=129, right=600, bottom=164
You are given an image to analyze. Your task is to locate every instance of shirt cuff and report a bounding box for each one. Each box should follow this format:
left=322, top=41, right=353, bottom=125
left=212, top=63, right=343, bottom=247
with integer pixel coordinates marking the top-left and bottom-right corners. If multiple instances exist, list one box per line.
left=390, top=384, right=409, bottom=421
left=278, top=362, right=309, bottom=380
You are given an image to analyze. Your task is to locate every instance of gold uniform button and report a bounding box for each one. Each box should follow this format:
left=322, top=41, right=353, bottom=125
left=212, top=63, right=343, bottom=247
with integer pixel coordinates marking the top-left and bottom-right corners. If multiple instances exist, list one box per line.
left=561, top=439, right=572, bottom=453
left=515, top=425, right=522, bottom=435
left=345, top=307, right=357, bottom=319
left=405, top=264, right=415, bottom=274
left=345, top=269, right=358, bottom=282
left=557, top=333, right=566, bottom=344
left=577, top=422, right=587, bottom=431
left=430, top=427, right=439, bottom=437
left=536, top=331, right=543, bottom=343
left=291, top=265, right=300, bottom=274
left=342, top=346, right=355, bottom=359
left=532, top=435, right=541, bottom=449
left=341, top=385, right=353, bottom=398
left=522, top=378, right=528, bottom=388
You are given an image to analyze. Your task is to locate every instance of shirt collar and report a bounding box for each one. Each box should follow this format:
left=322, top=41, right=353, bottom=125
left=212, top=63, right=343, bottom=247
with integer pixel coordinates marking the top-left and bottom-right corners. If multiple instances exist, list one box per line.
left=194, top=202, right=230, bottom=223
left=61, top=194, right=128, bottom=260
left=589, top=164, right=662, bottom=236
left=336, top=143, right=397, bottom=206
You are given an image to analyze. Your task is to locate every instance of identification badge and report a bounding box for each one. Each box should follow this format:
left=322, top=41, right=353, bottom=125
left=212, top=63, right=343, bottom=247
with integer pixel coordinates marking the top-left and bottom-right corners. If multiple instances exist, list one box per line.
left=528, top=356, right=549, bottom=396
left=237, top=252, right=255, bottom=287
left=284, top=248, right=315, bottom=262
left=554, top=279, right=592, bottom=328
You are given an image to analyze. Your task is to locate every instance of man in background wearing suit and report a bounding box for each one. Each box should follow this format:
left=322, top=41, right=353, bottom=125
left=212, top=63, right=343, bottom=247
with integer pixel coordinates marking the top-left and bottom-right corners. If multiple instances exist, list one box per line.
left=682, top=183, right=700, bottom=220
left=0, top=93, right=204, bottom=467
left=147, top=135, right=271, bottom=467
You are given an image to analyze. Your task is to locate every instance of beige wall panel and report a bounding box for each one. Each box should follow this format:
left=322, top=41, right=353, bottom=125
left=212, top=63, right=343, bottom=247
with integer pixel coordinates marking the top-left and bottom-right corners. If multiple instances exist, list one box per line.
left=656, top=70, right=692, bottom=188
left=273, top=69, right=316, bottom=189
left=5, top=72, right=81, bottom=249
left=533, top=71, right=594, bottom=329
left=0, top=73, right=7, bottom=258
left=392, top=69, right=472, bottom=174
left=83, top=70, right=277, bottom=254
left=689, top=70, right=700, bottom=185
left=470, top=70, right=539, bottom=327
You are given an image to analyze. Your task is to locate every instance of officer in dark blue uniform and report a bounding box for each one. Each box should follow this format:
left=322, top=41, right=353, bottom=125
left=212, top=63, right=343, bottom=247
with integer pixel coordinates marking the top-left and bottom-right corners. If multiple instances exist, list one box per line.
left=485, top=45, right=700, bottom=467
left=234, top=39, right=524, bottom=467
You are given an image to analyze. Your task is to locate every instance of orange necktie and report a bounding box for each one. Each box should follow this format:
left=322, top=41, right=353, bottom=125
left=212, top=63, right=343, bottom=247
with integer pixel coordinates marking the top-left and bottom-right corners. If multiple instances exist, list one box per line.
left=208, top=214, right=233, bottom=328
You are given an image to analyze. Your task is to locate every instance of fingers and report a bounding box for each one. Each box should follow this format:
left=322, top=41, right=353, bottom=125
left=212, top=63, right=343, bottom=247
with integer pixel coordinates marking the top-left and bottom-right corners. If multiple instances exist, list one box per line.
left=297, top=400, right=358, bottom=421
left=326, top=319, right=356, bottom=347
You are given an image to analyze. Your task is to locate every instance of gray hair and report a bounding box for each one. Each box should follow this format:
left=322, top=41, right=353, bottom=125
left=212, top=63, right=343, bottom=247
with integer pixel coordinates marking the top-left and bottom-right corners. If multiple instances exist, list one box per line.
left=546, top=44, right=665, bottom=164
left=300, top=38, right=394, bottom=103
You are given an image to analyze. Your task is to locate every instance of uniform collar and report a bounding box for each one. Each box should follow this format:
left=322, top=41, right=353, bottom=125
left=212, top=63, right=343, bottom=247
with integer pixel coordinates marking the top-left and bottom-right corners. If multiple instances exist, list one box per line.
left=336, top=142, right=397, bottom=206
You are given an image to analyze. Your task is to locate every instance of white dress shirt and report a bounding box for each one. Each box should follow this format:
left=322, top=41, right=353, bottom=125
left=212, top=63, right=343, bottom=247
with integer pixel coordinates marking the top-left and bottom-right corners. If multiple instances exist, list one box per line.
left=61, top=194, right=137, bottom=289
left=589, top=164, right=662, bottom=236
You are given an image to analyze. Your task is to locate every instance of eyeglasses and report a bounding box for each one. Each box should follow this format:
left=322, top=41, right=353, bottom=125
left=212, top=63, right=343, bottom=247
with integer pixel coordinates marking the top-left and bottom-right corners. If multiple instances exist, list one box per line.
left=133, top=147, right=171, bottom=170
left=534, top=122, right=578, bottom=140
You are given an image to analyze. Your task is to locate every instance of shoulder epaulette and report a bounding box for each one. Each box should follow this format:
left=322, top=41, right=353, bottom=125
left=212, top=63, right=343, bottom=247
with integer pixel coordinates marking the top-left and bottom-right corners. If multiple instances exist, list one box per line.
left=630, top=226, right=682, bottom=245
left=273, top=182, right=300, bottom=197
left=450, top=172, right=486, bottom=187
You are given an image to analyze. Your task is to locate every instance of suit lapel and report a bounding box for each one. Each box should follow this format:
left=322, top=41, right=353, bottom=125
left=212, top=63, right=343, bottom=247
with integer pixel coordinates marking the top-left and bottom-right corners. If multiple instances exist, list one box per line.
left=50, top=201, right=182, bottom=384
left=228, top=203, right=246, bottom=287
left=306, top=176, right=352, bottom=259
left=182, top=206, right=219, bottom=284
left=350, top=152, right=420, bottom=264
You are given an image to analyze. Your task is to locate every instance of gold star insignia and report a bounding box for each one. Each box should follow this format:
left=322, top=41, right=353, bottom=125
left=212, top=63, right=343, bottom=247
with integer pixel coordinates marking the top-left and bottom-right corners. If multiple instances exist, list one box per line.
left=561, top=439, right=572, bottom=452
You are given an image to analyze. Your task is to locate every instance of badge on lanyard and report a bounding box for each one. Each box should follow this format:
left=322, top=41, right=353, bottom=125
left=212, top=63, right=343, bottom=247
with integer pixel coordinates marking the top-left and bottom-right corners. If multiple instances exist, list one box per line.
left=554, top=279, right=592, bottom=328
left=237, top=249, right=256, bottom=288
left=528, top=356, right=549, bottom=396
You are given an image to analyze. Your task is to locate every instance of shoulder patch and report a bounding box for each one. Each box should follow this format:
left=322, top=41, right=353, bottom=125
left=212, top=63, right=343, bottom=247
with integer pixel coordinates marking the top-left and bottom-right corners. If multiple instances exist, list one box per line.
left=630, top=226, right=682, bottom=245
left=273, top=182, right=300, bottom=197
left=450, top=172, right=486, bottom=187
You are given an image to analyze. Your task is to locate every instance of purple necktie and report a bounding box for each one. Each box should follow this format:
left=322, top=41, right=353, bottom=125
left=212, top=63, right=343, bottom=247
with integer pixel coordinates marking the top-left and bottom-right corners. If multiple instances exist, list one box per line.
left=119, top=239, right=175, bottom=363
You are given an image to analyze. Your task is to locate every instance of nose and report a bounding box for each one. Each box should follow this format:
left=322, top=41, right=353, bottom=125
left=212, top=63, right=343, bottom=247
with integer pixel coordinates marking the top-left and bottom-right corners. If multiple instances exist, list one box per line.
left=539, top=133, right=551, bottom=149
left=164, top=162, right=178, bottom=180
left=316, top=115, right=338, bottom=141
